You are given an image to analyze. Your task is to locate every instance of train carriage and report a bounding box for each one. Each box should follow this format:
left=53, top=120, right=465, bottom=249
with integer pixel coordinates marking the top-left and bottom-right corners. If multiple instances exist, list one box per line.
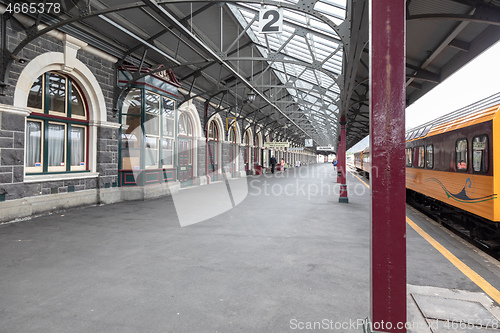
left=354, top=147, right=371, bottom=176
left=405, top=93, right=500, bottom=239
left=353, top=93, right=500, bottom=239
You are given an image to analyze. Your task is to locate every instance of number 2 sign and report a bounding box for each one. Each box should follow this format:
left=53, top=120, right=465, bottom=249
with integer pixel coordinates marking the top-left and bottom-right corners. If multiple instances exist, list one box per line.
left=259, top=7, right=283, bottom=34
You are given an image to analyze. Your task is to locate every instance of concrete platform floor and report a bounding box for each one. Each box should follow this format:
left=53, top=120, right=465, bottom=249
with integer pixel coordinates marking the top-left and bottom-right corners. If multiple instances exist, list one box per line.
left=1, top=163, right=500, bottom=332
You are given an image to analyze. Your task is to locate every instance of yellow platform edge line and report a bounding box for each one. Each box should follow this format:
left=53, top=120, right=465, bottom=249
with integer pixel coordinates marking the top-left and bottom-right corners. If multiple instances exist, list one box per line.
left=406, top=216, right=500, bottom=305
left=348, top=170, right=500, bottom=304
left=349, top=170, right=370, bottom=188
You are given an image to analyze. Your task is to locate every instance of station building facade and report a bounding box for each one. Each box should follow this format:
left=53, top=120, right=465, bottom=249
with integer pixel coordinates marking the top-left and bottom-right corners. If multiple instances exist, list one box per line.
left=0, top=23, right=317, bottom=222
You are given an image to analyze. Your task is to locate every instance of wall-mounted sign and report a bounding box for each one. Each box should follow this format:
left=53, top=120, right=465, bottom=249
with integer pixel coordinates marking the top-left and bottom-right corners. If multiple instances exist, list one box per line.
left=317, top=146, right=335, bottom=151
left=264, top=141, right=290, bottom=148
left=259, top=7, right=283, bottom=34
left=305, top=139, right=313, bottom=147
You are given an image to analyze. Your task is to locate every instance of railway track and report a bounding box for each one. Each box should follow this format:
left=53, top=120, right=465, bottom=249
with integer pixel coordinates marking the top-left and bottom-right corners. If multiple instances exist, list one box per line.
left=407, top=197, right=500, bottom=262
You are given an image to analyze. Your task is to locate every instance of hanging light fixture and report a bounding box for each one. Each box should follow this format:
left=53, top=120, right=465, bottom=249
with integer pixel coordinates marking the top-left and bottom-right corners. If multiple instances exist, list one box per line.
left=247, top=90, right=256, bottom=103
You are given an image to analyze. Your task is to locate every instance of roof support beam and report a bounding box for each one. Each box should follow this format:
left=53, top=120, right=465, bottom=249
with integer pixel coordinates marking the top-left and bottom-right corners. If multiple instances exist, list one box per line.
left=142, top=0, right=313, bottom=140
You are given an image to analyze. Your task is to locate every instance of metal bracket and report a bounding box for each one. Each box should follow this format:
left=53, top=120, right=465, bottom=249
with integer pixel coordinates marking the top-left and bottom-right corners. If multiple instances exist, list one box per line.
left=295, top=0, right=316, bottom=13
left=216, top=52, right=227, bottom=60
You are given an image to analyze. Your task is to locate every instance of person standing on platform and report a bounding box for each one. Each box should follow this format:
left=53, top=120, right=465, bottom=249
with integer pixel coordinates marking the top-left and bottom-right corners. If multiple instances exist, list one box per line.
left=270, top=155, right=277, bottom=174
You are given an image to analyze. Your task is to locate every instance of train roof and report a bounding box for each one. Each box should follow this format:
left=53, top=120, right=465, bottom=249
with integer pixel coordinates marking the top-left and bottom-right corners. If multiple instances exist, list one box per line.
left=405, top=92, right=500, bottom=141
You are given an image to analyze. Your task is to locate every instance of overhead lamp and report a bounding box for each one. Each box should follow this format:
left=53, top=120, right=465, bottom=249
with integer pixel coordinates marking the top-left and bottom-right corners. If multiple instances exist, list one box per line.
left=247, top=91, right=256, bottom=103
left=11, top=54, right=28, bottom=65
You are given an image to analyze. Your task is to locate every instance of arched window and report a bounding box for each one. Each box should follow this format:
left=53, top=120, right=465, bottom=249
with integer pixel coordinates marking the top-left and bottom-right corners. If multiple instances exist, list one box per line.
left=208, top=120, right=219, bottom=141
left=207, top=119, right=221, bottom=181
left=228, top=127, right=236, bottom=143
left=244, top=130, right=251, bottom=146
left=26, top=72, right=88, bottom=173
left=254, top=133, right=260, bottom=147
left=178, top=113, right=193, bottom=137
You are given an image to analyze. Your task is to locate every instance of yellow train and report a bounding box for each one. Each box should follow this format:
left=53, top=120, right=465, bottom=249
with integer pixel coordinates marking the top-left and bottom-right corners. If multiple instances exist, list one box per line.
left=355, top=93, right=500, bottom=239
left=353, top=147, right=370, bottom=176
left=405, top=93, right=500, bottom=239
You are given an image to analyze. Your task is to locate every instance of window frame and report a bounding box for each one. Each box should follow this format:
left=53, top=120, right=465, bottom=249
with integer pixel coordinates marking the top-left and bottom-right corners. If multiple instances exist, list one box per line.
left=144, top=91, right=161, bottom=169
left=47, top=73, right=67, bottom=116
left=69, top=124, right=87, bottom=171
left=405, top=148, right=413, bottom=167
left=119, top=89, right=179, bottom=170
left=455, top=138, right=468, bottom=172
left=425, top=144, right=434, bottom=169
left=46, top=121, right=67, bottom=172
left=472, top=134, right=489, bottom=174
left=413, top=146, right=425, bottom=168
left=161, top=96, right=176, bottom=168
left=208, top=120, right=219, bottom=141
left=25, top=72, right=89, bottom=175
left=25, top=119, right=44, bottom=173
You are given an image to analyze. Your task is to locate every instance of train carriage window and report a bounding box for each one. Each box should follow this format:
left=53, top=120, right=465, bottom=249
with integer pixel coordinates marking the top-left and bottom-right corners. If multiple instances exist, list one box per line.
left=455, top=139, right=468, bottom=171
left=472, top=135, right=488, bottom=173
left=413, top=146, right=425, bottom=168
left=426, top=145, right=434, bottom=169
left=405, top=148, right=412, bottom=167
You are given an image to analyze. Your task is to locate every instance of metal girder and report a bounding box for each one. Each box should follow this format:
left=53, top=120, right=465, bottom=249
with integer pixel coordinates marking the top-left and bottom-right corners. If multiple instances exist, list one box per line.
left=407, top=10, right=500, bottom=26
left=142, top=0, right=314, bottom=139
left=0, top=0, right=345, bottom=145
left=233, top=2, right=343, bottom=44
left=224, top=56, right=341, bottom=80
left=99, top=15, right=180, bottom=66
left=0, top=1, right=149, bottom=94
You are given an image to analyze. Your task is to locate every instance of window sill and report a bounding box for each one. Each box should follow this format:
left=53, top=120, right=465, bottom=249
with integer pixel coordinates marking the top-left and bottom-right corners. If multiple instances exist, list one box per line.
left=24, top=172, right=99, bottom=183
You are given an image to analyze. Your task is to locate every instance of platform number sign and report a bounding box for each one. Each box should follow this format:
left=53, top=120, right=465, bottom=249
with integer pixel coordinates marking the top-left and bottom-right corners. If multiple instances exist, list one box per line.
left=259, top=7, right=283, bottom=34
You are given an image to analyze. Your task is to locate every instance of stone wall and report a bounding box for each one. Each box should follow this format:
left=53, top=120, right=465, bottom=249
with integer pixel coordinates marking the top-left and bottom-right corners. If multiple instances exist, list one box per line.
left=0, top=19, right=118, bottom=203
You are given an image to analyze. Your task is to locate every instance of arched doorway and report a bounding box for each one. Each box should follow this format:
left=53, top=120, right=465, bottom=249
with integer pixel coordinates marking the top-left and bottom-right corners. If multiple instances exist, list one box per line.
left=207, top=119, right=220, bottom=182
left=254, top=132, right=262, bottom=168
left=243, top=129, right=252, bottom=175
left=178, top=112, right=194, bottom=187
left=228, top=126, right=238, bottom=178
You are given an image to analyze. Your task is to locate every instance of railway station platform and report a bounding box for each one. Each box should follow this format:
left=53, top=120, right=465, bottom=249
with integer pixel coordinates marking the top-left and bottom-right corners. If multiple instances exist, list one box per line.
left=1, top=163, right=500, bottom=332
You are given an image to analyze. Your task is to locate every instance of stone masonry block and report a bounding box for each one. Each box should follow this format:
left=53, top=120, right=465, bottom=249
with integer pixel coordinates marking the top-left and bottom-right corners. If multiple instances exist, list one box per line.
left=1, top=113, right=25, bottom=131
left=1, top=149, right=24, bottom=166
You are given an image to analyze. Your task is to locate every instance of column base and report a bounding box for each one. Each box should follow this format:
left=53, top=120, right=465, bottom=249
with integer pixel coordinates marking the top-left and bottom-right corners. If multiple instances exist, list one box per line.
left=362, top=318, right=373, bottom=333
left=339, top=197, right=349, bottom=203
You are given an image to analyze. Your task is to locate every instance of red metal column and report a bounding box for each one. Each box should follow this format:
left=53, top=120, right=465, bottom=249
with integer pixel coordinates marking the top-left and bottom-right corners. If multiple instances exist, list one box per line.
left=338, top=117, right=348, bottom=203
left=370, top=1, right=407, bottom=332
left=336, top=141, right=341, bottom=183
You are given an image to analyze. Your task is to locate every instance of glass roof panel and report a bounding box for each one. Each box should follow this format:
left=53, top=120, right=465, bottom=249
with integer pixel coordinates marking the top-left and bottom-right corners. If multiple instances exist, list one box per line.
left=230, top=0, right=346, bottom=145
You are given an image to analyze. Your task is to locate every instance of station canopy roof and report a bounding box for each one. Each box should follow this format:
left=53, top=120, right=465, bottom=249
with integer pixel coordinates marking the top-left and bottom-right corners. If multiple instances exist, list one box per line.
left=2, top=0, right=500, bottom=150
